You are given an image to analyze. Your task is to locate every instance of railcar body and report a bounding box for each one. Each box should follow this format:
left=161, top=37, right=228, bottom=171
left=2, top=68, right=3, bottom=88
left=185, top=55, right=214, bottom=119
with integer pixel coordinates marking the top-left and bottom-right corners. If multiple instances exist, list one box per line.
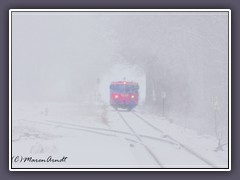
left=110, top=81, right=139, bottom=111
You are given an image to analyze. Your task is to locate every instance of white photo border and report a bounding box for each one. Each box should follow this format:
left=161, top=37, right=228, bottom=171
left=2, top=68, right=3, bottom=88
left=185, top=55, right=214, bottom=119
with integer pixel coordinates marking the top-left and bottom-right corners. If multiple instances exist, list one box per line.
left=9, top=9, right=231, bottom=171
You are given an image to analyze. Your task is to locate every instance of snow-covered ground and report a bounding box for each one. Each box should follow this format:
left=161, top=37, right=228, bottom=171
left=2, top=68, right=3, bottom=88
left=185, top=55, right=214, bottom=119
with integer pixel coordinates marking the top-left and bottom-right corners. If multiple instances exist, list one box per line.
left=11, top=101, right=228, bottom=168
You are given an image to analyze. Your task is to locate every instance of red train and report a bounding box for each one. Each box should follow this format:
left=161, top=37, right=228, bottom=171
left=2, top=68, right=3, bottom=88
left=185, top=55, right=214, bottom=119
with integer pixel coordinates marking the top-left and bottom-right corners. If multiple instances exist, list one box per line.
left=110, top=81, right=139, bottom=111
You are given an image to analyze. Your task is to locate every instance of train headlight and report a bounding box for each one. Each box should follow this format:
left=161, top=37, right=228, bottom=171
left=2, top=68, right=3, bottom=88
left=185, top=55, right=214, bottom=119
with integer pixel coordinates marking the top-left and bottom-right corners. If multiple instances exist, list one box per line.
left=115, top=95, right=118, bottom=98
left=131, top=95, right=135, bottom=99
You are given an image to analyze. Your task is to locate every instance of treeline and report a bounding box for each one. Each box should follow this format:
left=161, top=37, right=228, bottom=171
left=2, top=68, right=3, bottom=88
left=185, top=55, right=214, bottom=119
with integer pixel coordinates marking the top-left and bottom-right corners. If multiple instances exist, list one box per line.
left=108, top=13, right=228, bottom=139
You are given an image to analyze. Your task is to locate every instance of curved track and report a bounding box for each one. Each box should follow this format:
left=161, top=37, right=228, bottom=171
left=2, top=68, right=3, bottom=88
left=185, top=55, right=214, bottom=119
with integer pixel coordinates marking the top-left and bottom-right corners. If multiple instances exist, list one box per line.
left=16, top=108, right=219, bottom=168
left=122, top=111, right=218, bottom=168
left=117, top=111, right=164, bottom=167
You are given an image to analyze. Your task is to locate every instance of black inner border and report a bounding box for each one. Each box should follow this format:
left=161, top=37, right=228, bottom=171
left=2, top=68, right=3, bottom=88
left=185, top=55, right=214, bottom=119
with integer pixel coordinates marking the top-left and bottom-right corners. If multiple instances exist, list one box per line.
left=10, top=10, right=230, bottom=170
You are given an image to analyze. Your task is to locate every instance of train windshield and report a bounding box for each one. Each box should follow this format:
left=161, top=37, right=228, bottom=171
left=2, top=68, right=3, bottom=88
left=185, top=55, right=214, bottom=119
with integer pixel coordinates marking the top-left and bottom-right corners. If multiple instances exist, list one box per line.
left=110, top=84, right=139, bottom=93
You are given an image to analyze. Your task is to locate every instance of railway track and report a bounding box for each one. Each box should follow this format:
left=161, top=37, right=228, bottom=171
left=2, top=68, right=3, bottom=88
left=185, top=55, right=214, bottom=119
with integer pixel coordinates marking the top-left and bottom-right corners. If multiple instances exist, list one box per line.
left=121, top=111, right=218, bottom=168
left=15, top=119, right=177, bottom=147
left=117, top=111, right=164, bottom=167
left=15, top=109, right=220, bottom=168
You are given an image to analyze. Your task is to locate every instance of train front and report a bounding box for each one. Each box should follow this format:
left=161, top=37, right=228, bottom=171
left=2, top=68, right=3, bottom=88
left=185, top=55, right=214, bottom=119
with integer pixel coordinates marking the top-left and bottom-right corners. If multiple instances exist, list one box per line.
left=110, top=81, right=139, bottom=111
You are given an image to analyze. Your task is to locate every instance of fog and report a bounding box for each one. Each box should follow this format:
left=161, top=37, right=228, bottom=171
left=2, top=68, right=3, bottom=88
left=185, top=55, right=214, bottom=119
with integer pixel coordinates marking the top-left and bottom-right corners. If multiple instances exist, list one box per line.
left=13, top=13, right=117, bottom=102
left=11, top=11, right=229, bottom=168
